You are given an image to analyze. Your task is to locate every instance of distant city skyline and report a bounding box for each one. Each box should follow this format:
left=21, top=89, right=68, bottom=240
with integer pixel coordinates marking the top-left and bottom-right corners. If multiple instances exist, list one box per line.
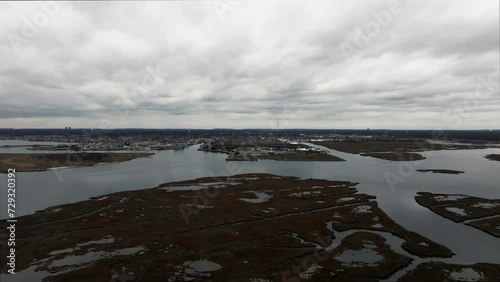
left=0, top=0, right=499, bottom=129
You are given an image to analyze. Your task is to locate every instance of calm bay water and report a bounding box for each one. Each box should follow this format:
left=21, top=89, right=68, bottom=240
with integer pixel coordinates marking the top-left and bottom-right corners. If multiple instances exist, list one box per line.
left=1, top=140, right=499, bottom=265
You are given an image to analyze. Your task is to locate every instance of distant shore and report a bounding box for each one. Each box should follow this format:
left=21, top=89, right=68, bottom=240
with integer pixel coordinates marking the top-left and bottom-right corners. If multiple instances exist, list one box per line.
left=416, top=169, right=464, bottom=174
left=313, top=140, right=488, bottom=161
left=485, top=154, right=500, bottom=162
left=0, top=152, right=154, bottom=173
left=200, top=143, right=345, bottom=162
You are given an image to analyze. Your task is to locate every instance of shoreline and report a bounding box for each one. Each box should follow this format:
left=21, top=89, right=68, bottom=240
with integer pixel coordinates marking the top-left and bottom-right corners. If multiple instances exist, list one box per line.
left=312, top=140, right=490, bottom=161
left=0, top=152, right=154, bottom=173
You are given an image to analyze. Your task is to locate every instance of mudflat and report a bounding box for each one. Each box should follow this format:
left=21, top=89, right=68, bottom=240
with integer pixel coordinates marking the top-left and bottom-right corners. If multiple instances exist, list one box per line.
left=0, top=173, right=463, bottom=281
left=0, top=152, right=154, bottom=172
left=400, top=262, right=500, bottom=282
left=313, top=141, right=486, bottom=161
left=416, top=169, right=464, bottom=174
left=415, top=192, right=500, bottom=238
left=228, top=150, right=345, bottom=161
left=485, top=154, right=500, bottom=162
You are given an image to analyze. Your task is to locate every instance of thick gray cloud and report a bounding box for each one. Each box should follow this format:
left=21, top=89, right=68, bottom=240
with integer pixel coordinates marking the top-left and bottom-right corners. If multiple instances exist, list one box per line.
left=0, top=0, right=498, bottom=129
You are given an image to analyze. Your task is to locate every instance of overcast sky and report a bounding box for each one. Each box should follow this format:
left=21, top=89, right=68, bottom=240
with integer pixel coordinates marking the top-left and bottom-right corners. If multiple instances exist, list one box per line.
left=0, top=0, right=498, bottom=129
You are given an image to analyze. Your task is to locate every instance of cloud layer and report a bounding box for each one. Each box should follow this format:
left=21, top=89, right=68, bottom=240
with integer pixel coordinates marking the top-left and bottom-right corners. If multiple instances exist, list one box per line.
left=0, top=0, right=498, bottom=129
